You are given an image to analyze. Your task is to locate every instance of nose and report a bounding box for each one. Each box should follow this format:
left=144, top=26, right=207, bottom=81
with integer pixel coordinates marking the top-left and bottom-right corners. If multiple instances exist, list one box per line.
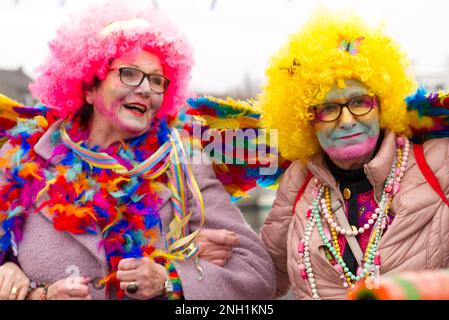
left=338, top=106, right=356, bottom=129
left=134, top=76, right=152, bottom=97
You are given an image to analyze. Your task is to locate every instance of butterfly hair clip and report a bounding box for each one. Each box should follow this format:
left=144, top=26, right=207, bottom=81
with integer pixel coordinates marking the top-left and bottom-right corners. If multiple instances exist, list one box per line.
left=338, top=35, right=365, bottom=55
left=279, top=58, right=301, bottom=75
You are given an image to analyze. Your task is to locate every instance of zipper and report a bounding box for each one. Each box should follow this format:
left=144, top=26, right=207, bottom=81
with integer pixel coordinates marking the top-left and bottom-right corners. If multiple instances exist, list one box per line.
left=363, top=164, right=381, bottom=204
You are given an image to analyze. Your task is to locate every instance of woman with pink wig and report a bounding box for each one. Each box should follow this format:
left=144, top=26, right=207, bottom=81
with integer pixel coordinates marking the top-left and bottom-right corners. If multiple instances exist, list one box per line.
left=0, top=1, right=275, bottom=300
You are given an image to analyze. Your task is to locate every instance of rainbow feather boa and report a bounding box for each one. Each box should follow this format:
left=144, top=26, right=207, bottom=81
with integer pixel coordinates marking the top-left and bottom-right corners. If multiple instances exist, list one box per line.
left=406, top=86, right=449, bottom=142
left=0, top=110, right=191, bottom=298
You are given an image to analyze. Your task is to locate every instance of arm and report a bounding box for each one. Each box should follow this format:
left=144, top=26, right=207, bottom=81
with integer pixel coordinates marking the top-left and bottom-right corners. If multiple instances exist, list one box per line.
left=260, top=161, right=306, bottom=298
left=0, top=142, right=31, bottom=300
left=172, top=161, right=276, bottom=300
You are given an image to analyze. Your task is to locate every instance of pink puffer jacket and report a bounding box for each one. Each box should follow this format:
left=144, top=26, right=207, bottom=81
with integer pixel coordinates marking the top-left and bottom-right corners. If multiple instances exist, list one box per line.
left=260, top=131, right=449, bottom=299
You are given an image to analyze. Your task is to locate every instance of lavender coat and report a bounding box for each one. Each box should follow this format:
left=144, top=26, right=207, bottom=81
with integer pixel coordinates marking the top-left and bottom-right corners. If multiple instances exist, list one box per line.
left=0, top=122, right=276, bottom=300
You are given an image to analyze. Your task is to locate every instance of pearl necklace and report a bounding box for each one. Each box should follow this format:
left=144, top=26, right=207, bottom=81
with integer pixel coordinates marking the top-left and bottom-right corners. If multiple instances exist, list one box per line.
left=298, top=137, right=410, bottom=300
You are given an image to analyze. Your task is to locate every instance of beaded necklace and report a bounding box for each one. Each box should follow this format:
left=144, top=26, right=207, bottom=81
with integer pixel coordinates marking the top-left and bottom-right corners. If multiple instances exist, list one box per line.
left=298, top=137, right=410, bottom=299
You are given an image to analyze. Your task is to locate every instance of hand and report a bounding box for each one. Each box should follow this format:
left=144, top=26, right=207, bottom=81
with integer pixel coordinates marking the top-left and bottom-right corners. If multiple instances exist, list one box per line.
left=196, top=229, right=240, bottom=267
left=0, top=262, right=30, bottom=300
left=117, top=257, right=166, bottom=300
left=46, top=276, right=92, bottom=300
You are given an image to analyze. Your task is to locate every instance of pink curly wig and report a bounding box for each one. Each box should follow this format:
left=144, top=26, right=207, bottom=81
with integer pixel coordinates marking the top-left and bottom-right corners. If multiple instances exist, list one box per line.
left=30, top=0, right=194, bottom=119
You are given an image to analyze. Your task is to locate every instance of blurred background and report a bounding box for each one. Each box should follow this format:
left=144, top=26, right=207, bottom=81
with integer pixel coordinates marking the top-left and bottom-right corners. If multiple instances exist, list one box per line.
left=1, top=1, right=449, bottom=297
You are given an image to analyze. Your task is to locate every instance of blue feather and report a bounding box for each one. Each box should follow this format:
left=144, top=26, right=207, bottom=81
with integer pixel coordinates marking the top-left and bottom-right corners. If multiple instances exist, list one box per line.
left=406, top=85, right=431, bottom=117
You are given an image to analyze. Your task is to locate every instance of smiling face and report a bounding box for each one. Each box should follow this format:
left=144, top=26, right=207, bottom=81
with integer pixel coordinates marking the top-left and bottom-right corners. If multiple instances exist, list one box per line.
left=85, top=50, right=164, bottom=143
left=313, top=79, right=380, bottom=168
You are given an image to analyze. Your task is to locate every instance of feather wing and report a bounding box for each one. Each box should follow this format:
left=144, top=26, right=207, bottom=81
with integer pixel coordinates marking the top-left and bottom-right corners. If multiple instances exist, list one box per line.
left=183, top=96, right=290, bottom=201
left=406, top=86, right=449, bottom=142
left=0, top=94, right=49, bottom=147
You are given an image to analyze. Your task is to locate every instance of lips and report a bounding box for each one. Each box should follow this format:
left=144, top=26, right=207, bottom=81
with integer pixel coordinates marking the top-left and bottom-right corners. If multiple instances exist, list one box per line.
left=123, top=103, right=148, bottom=115
left=337, top=132, right=364, bottom=140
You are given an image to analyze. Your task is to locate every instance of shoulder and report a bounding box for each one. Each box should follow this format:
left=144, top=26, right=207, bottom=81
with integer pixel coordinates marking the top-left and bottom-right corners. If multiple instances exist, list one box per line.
left=275, top=160, right=310, bottom=204
left=417, top=137, right=449, bottom=172
left=422, top=137, right=449, bottom=151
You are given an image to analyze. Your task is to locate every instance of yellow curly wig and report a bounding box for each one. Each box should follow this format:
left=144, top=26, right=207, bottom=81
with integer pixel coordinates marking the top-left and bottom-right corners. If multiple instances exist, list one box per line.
left=259, top=11, right=417, bottom=163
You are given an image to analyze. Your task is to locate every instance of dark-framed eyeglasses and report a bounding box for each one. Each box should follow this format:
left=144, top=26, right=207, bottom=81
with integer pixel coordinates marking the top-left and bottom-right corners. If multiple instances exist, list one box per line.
left=313, top=95, right=377, bottom=122
left=109, top=67, right=170, bottom=94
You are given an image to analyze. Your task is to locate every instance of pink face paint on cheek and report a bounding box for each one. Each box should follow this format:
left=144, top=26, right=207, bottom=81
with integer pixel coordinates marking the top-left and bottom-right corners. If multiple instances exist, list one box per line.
left=94, top=94, right=116, bottom=118
left=323, top=133, right=379, bottom=161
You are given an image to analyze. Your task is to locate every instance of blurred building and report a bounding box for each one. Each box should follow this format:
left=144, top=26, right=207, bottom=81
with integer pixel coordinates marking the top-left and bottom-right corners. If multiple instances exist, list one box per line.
left=0, top=67, right=34, bottom=105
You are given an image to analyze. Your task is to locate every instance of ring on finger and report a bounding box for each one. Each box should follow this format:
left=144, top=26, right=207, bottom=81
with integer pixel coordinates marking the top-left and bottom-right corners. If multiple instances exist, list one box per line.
left=10, top=287, right=18, bottom=295
left=126, top=281, right=138, bottom=294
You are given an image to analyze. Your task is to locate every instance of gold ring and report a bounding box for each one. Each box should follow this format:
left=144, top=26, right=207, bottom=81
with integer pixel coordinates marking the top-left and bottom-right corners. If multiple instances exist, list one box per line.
left=10, top=286, right=18, bottom=295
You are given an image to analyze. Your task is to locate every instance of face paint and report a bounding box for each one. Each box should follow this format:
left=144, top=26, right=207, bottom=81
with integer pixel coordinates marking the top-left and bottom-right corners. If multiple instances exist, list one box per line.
left=85, top=50, right=164, bottom=139
left=314, top=79, right=380, bottom=162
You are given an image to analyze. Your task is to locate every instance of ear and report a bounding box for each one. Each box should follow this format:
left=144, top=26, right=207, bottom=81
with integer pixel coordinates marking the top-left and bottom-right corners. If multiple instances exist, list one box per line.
left=84, top=86, right=97, bottom=105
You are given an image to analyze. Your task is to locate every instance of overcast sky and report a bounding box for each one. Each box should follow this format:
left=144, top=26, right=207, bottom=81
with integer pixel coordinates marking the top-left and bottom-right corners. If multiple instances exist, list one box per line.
left=1, top=0, right=449, bottom=94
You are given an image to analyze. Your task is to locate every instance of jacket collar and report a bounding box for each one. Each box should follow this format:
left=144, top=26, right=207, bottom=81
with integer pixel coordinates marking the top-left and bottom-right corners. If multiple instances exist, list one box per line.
left=307, top=131, right=397, bottom=202
left=33, top=119, right=64, bottom=165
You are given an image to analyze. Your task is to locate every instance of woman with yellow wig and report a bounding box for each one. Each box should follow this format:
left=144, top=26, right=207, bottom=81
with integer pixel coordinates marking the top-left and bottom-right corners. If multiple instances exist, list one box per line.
left=259, top=11, right=449, bottom=299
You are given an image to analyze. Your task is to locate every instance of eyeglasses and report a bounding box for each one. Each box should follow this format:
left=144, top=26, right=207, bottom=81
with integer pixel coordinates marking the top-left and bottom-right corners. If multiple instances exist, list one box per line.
left=313, top=95, right=377, bottom=122
left=109, top=67, right=170, bottom=94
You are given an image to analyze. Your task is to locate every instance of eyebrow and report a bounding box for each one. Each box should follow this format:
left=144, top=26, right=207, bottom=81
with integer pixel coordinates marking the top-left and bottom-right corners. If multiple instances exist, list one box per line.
left=121, top=64, right=164, bottom=74
left=323, top=91, right=369, bottom=103
left=346, top=92, right=368, bottom=99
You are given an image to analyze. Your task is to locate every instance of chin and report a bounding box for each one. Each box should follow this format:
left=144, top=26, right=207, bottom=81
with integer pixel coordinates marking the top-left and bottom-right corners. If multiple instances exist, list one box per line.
left=118, top=120, right=152, bottom=136
left=326, top=138, right=377, bottom=161
left=333, top=147, right=372, bottom=161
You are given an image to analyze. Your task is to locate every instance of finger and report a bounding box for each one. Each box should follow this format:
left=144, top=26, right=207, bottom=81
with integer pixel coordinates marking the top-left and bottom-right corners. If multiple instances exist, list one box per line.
left=200, top=249, right=233, bottom=261
left=209, top=259, right=227, bottom=267
left=65, top=294, right=91, bottom=300
left=116, top=270, right=138, bottom=282
left=17, top=286, right=28, bottom=300
left=119, top=281, right=138, bottom=292
left=63, top=276, right=91, bottom=292
left=7, top=284, right=20, bottom=300
left=64, top=285, right=90, bottom=297
left=68, top=293, right=92, bottom=300
left=200, top=244, right=233, bottom=253
left=118, top=258, right=141, bottom=271
left=198, top=244, right=233, bottom=260
left=0, top=278, right=13, bottom=300
left=0, top=274, right=4, bottom=294
left=207, top=230, right=239, bottom=246
left=81, top=277, right=91, bottom=285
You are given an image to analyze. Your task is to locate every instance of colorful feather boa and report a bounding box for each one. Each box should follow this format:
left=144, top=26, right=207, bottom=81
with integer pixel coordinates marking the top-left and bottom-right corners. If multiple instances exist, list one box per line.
left=0, top=111, right=200, bottom=298
left=406, top=86, right=449, bottom=142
